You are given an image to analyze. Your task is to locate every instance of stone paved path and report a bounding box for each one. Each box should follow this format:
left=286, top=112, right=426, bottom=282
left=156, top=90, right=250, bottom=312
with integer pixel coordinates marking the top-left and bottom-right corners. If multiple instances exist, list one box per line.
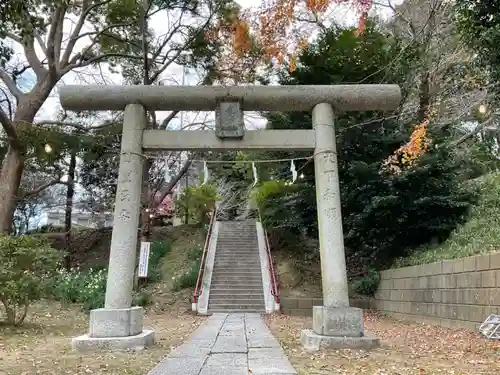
left=147, top=313, right=297, bottom=375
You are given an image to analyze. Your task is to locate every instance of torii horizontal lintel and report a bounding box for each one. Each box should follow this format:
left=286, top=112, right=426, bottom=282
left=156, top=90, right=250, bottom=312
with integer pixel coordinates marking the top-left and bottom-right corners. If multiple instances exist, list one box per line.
left=59, top=84, right=401, bottom=112
left=142, top=129, right=316, bottom=151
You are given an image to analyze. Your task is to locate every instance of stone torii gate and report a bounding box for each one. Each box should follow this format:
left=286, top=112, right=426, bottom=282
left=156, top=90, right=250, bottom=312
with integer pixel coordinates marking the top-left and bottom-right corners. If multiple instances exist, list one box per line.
left=59, top=84, right=401, bottom=352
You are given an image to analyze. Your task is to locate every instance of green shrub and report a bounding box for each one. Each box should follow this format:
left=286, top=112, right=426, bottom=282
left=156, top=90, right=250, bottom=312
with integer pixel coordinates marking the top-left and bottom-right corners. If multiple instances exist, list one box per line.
left=350, top=269, right=381, bottom=296
left=396, top=174, right=500, bottom=266
left=172, top=264, right=200, bottom=291
left=133, top=291, right=152, bottom=306
left=187, top=246, right=202, bottom=262
left=49, top=268, right=107, bottom=311
left=147, top=240, right=172, bottom=281
left=0, top=235, right=62, bottom=325
left=175, top=185, right=219, bottom=225
left=172, top=246, right=202, bottom=291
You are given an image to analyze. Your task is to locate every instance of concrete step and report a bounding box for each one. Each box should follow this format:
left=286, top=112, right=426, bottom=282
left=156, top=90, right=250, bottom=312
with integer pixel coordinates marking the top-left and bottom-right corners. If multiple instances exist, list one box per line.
left=214, top=258, right=260, bottom=262
left=212, top=272, right=261, bottom=277
left=209, top=297, right=264, bottom=303
left=218, top=240, right=257, bottom=242
left=215, top=252, right=259, bottom=256
left=216, top=247, right=258, bottom=251
left=209, top=291, right=264, bottom=297
left=217, top=236, right=257, bottom=239
left=213, top=268, right=261, bottom=273
left=209, top=295, right=264, bottom=300
left=208, top=303, right=265, bottom=310
left=210, top=282, right=263, bottom=288
left=214, top=263, right=260, bottom=267
left=210, top=290, right=263, bottom=295
left=215, top=246, right=258, bottom=250
left=214, top=257, right=260, bottom=269
left=207, top=309, right=265, bottom=314
left=216, top=245, right=258, bottom=248
left=214, top=262, right=261, bottom=266
left=216, top=248, right=258, bottom=251
left=210, top=287, right=263, bottom=292
left=212, top=276, right=262, bottom=285
left=218, top=232, right=256, bottom=234
left=216, top=251, right=257, bottom=253
left=212, top=274, right=262, bottom=280
left=213, top=267, right=262, bottom=278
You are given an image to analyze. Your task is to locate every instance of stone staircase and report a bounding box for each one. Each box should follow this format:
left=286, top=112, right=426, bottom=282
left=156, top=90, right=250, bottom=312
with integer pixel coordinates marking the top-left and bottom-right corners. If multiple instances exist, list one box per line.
left=208, top=220, right=266, bottom=313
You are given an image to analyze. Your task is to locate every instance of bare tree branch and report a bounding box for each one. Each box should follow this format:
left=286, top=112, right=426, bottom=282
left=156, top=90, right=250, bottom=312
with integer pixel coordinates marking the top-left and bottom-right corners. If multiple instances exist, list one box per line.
left=21, top=179, right=69, bottom=199
left=0, top=69, right=23, bottom=100
left=153, top=158, right=194, bottom=209
left=5, top=32, right=47, bottom=79
left=0, top=86, right=21, bottom=148
left=36, top=120, right=117, bottom=132
left=452, top=117, right=497, bottom=146
left=62, top=52, right=143, bottom=75
left=149, top=13, right=215, bottom=83
left=159, top=111, right=179, bottom=129
left=0, top=107, right=20, bottom=148
left=0, top=87, right=14, bottom=118
left=47, top=5, right=67, bottom=76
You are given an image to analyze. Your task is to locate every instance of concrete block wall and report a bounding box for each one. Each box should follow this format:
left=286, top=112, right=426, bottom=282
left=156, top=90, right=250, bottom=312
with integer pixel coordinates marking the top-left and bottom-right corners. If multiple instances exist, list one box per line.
left=375, top=252, right=500, bottom=330
left=280, top=297, right=375, bottom=316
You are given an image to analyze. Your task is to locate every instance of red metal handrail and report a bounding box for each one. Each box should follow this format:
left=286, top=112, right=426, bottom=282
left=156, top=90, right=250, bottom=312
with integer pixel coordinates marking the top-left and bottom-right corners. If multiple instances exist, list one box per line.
left=193, top=208, right=217, bottom=304
left=257, top=210, right=279, bottom=304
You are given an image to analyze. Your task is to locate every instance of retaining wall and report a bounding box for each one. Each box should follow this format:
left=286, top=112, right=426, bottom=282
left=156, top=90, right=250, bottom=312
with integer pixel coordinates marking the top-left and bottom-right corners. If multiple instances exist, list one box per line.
left=280, top=297, right=375, bottom=316
left=375, top=252, right=500, bottom=330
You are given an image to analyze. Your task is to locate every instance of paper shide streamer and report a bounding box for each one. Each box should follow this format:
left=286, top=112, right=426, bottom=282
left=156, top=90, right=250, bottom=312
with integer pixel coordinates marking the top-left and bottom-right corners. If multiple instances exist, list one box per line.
left=201, top=161, right=209, bottom=185
left=290, top=160, right=297, bottom=184
left=252, top=162, right=258, bottom=186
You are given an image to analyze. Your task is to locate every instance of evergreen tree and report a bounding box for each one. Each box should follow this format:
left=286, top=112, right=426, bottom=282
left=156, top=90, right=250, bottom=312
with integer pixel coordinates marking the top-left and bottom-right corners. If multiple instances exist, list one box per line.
left=256, top=22, right=477, bottom=271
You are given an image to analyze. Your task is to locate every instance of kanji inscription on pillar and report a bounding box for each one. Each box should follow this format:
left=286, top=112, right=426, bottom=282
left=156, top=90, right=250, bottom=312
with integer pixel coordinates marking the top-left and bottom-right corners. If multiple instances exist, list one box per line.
left=215, top=100, right=245, bottom=139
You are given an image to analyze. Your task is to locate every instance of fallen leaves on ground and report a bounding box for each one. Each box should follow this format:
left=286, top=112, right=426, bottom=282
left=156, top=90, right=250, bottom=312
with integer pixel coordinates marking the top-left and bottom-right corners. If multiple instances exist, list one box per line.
left=0, top=300, right=206, bottom=375
left=265, top=311, right=500, bottom=375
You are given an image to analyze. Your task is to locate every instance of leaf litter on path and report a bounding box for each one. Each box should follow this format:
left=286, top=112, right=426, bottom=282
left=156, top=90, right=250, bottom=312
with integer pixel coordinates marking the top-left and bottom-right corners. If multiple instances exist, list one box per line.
left=0, top=300, right=206, bottom=375
left=265, top=311, right=500, bottom=375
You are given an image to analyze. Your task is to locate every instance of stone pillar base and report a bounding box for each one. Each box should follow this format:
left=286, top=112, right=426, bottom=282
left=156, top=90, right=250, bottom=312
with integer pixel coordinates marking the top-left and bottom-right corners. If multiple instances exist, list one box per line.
left=300, top=329, right=379, bottom=351
left=72, top=307, right=155, bottom=352
left=72, top=330, right=155, bottom=352
left=300, top=306, right=379, bottom=351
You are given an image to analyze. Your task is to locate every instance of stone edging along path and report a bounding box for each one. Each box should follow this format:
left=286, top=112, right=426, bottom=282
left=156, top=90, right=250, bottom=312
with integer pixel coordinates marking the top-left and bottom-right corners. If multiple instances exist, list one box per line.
left=146, top=313, right=297, bottom=375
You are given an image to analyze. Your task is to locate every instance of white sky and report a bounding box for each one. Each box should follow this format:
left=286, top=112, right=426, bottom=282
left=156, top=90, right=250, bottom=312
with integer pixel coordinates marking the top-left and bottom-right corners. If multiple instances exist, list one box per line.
left=9, top=0, right=402, bottom=131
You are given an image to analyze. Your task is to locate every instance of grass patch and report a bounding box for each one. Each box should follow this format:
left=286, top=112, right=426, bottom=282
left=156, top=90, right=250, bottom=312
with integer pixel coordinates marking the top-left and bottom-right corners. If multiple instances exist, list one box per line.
left=47, top=240, right=171, bottom=311
left=395, top=173, right=500, bottom=267
left=147, top=240, right=172, bottom=281
left=48, top=267, right=107, bottom=311
left=0, top=301, right=206, bottom=375
left=172, top=246, right=203, bottom=291
left=159, top=226, right=206, bottom=290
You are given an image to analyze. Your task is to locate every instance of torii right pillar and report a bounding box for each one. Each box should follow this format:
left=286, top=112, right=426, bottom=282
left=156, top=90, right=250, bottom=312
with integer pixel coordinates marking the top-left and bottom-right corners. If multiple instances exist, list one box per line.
left=300, top=103, right=380, bottom=351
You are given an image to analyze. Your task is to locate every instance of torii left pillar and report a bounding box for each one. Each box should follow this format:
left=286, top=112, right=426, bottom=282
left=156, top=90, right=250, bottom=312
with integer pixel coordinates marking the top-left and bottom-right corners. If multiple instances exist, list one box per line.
left=71, top=104, right=155, bottom=351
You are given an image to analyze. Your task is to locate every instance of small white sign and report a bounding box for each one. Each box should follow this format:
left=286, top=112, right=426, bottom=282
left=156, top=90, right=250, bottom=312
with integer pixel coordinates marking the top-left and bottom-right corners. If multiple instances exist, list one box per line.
left=138, top=242, right=151, bottom=278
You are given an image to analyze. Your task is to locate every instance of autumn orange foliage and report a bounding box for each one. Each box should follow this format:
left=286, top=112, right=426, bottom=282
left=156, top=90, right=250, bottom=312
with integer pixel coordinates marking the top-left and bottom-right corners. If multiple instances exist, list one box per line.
left=383, top=120, right=431, bottom=174
left=205, top=0, right=373, bottom=78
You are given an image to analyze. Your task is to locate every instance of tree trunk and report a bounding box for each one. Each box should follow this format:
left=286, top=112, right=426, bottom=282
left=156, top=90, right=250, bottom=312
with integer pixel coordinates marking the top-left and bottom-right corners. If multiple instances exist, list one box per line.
left=64, top=150, right=77, bottom=270
left=0, top=147, right=25, bottom=233
left=0, top=77, right=55, bottom=234
left=417, top=71, right=430, bottom=123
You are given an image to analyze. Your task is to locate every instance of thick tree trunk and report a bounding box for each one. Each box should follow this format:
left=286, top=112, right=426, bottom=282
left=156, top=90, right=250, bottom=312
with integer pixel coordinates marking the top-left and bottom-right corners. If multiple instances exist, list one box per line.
left=64, top=150, right=77, bottom=269
left=417, top=71, right=430, bottom=123
left=0, top=147, right=25, bottom=233
left=0, top=77, right=56, bottom=234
